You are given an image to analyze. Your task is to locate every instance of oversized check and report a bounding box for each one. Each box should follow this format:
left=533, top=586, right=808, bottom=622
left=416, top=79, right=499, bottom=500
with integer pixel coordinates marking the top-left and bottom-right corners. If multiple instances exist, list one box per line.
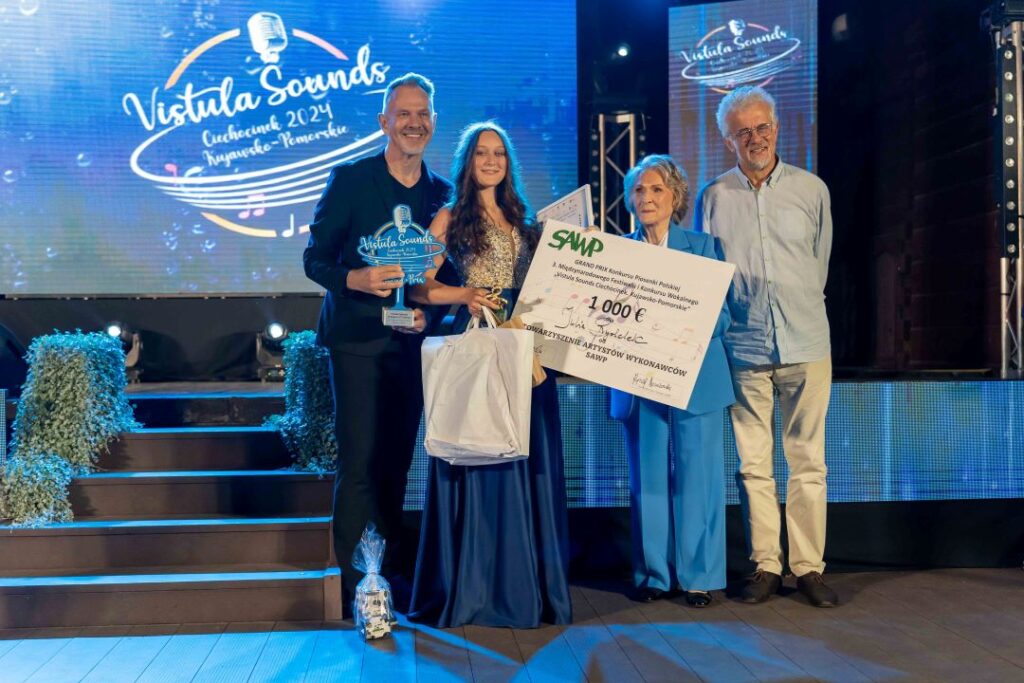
left=512, top=220, right=735, bottom=410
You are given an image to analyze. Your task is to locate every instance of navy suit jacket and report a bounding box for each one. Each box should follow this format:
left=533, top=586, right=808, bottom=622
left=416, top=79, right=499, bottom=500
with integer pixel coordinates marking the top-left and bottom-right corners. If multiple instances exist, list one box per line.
left=609, top=225, right=735, bottom=418
left=303, top=151, right=451, bottom=356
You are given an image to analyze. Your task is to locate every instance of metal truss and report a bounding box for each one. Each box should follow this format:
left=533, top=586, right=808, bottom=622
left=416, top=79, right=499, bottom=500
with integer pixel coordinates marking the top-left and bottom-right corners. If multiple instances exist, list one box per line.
left=590, top=112, right=645, bottom=236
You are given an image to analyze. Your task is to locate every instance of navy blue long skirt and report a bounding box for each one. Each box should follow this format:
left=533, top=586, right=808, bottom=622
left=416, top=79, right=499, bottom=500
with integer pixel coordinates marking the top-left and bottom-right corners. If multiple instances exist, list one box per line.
left=409, top=300, right=572, bottom=628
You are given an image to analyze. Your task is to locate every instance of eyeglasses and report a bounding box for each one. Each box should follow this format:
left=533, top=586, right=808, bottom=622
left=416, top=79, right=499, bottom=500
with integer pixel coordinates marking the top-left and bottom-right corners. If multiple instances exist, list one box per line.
left=728, top=122, right=775, bottom=142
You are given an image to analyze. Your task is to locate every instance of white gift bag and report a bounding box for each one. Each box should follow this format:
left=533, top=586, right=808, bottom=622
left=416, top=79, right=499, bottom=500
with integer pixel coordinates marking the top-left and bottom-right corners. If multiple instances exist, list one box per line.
left=421, top=308, right=533, bottom=466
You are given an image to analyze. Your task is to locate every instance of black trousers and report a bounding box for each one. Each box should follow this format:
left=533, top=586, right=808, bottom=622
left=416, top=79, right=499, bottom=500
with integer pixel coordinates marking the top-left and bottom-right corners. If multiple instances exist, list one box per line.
left=328, top=345, right=423, bottom=604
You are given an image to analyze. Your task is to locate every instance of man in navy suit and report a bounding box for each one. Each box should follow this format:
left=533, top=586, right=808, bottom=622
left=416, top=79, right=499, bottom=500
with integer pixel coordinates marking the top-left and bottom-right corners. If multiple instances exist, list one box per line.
left=303, top=73, right=452, bottom=611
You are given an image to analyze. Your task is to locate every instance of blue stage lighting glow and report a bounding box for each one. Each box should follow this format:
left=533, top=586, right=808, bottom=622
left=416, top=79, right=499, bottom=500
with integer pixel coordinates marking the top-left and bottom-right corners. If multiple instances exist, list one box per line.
left=404, top=380, right=1024, bottom=510
left=0, top=389, right=5, bottom=468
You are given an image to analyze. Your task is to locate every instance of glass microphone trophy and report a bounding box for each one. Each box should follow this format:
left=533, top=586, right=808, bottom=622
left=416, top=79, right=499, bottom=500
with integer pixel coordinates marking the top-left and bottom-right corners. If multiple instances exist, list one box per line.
left=357, top=204, right=447, bottom=327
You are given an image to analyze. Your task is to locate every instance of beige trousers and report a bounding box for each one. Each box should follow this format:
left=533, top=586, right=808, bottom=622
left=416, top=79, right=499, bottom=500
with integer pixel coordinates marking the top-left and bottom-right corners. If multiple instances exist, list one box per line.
left=729, top=356, right=831, bottom=577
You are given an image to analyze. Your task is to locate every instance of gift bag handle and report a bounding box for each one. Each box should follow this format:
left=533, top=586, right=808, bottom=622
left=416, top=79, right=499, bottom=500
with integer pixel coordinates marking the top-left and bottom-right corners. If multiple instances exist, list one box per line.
left=467, top=307, right=501, bottom=330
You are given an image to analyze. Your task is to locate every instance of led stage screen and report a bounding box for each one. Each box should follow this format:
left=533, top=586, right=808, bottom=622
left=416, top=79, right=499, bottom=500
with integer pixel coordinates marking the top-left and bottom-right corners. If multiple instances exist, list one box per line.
left=403, top=381, right=1024, bottom=510
left=0, top=1, right=577, bottom=295
left=669, top=0, right=817, bottom=203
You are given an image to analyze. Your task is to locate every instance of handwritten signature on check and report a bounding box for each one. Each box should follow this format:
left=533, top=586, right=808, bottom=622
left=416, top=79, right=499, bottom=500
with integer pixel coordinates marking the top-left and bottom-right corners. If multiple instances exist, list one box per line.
left=631, top=373, right=673, bottom=394
left=553, top=303, right=648, bottom=345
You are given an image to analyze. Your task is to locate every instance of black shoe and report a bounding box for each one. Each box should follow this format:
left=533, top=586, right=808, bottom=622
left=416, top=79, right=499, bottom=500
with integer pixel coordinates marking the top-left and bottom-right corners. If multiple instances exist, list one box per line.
left=684, top=590, right=712, bottom=608
left=796, top=571, right=838, bottom=608
left=633, top=587, right=665, bottom=603
left=739, top=569, right=782, bottom=604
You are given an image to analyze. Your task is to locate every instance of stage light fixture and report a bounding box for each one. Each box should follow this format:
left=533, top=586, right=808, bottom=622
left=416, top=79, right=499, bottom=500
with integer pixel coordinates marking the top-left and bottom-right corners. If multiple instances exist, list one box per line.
left=266, top=322, right=287, bottom=342
left=104, top=321, right=142, bottom=382
left=614, top=43, right=630, bottom=59
left=830, top=14, right=849, bottom=42
left=256, top=322, right=289, bottom=381
left=993, top=13, right=1024, bottom=376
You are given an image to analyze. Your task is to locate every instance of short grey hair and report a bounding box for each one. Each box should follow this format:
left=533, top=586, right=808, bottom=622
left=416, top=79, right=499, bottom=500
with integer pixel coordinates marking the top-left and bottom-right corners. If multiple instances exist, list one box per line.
left=624, top=154, right=690, bottom=224
left=381, top=72, right=435, bottom=113
left=715, top=86, right=778, bottom=138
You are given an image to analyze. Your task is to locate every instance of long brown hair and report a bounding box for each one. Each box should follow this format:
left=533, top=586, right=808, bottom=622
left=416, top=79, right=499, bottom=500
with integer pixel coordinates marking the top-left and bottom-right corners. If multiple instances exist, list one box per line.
left=445, top=122, right=539, bottom=269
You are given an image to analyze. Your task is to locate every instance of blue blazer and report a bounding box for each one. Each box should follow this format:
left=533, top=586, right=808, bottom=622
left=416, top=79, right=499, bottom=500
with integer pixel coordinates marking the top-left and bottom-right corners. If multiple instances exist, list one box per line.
left=609, top=225, right=735, bottom=418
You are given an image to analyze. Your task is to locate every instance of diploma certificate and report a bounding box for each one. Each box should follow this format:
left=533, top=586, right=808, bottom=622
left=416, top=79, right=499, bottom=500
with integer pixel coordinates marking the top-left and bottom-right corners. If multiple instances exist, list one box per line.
left=513, top=220, right=735, bottom=410
left=536, top=185, right=593, bottom=228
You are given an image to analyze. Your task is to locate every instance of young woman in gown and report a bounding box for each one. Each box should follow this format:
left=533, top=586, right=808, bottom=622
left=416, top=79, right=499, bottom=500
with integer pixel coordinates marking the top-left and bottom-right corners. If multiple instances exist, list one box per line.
left=407, top=122, right=572, bottom=628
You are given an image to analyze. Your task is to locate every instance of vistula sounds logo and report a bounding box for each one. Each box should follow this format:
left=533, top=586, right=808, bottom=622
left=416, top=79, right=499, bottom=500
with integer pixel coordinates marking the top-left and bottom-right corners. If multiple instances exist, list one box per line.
left=678, top=18, right=801, bottom=93
left=122, top=12, right=390, bottom=239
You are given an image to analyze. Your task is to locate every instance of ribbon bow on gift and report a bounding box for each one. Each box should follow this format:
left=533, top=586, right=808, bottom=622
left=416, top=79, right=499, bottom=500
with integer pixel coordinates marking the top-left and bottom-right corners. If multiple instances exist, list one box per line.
left=484, top=287, right=509, bottom=324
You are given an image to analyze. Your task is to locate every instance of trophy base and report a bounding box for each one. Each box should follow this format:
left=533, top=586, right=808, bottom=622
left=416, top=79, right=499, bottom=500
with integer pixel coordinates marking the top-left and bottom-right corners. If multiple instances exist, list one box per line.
left=382, top=307, right=416, bottom=327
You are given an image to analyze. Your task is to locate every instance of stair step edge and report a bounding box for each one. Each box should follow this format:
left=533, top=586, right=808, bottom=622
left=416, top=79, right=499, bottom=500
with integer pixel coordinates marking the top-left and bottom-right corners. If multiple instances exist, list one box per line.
left=75, top=470, right=332, bottom=482
left=130, top=392, right=283, bottom=400
left=119, top=426, right=279, bottom=437
left=0, top=567, right=340, bottom=589
left=0, top=516, right=331, bottom=535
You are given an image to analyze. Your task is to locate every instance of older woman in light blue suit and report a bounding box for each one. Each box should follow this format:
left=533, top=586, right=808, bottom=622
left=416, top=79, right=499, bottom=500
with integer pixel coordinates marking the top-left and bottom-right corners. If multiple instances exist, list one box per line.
left=610, top=155, right=735, bottom=607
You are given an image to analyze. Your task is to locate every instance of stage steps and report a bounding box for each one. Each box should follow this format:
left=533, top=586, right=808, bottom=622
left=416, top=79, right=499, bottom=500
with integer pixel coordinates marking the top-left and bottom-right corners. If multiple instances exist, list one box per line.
left=128, top=391, right=283, bottom=427
left=101, top=427, right=291, bottom=471
left=0, top=387, right=341, bottom=630
left=0, top=517, right=331, bottom=574
left=0, top=568, right=339, bottom=629
left=70, top=469, right=333, bottom=518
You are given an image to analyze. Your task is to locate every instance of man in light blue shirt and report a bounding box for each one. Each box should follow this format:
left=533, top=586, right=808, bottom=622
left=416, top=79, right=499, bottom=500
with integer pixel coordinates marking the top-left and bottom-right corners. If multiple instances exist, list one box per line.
left=694, top=86, right=836, bottom=608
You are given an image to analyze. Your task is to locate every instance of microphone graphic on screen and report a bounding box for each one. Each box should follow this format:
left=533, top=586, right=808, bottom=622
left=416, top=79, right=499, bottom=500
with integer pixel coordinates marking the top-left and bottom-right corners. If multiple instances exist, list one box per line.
left=247, top=12, right=288, bottom=64
left=393, top=205, right=413, bottom=236
left=728, top=19, right=747, bottom=37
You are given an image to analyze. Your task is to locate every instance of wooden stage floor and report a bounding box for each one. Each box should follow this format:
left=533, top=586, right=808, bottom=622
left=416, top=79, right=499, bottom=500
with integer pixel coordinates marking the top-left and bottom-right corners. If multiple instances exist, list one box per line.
left=1, top=568, right=1022, bottom=682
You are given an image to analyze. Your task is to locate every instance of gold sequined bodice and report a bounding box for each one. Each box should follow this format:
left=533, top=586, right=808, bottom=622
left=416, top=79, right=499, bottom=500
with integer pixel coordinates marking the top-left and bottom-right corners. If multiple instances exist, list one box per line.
left=457, top=220, right=532, bottom=289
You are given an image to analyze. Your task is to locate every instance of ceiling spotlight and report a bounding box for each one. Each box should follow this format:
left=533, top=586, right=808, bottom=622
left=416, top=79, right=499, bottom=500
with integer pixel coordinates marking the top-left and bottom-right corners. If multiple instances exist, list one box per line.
left=831, top=13, right=849, bottom=42
left=615, top=43, right=631, bottom=59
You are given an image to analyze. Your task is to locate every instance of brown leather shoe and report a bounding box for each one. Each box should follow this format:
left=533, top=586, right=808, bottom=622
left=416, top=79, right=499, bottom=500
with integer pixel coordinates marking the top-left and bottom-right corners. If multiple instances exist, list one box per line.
left=796, top=571, right=838, bottom=608
left=739, top=569, right=781, bottom=604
